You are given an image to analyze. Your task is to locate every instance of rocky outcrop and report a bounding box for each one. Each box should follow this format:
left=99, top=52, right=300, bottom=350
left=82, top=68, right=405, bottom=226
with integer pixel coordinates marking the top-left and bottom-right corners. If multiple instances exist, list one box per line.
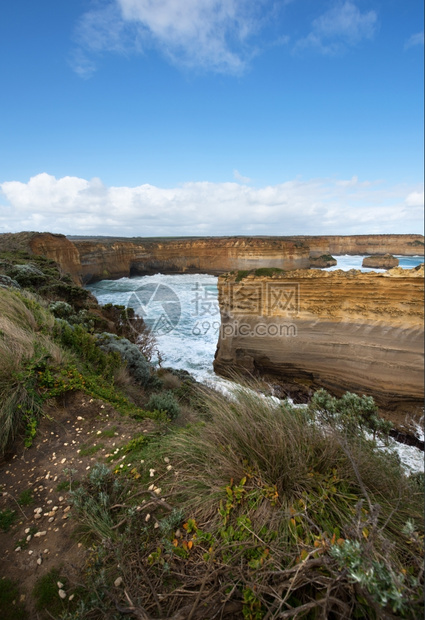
left=71, top=237, right=310, bottom=283
left=214, top=265, right=424, bottom=419
left=0, top=232, right=82, bottom=285
left=294, top=234, right=424, bottom=257
left=362, top=254, right=399, bottom=269
left=309, top=254, right=337, bottom=268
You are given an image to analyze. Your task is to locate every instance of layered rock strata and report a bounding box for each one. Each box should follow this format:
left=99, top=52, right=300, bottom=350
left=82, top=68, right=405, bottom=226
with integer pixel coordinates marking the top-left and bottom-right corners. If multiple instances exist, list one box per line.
left=0, top=232, right=423, bottom=285
left=71, top=237, right=310, bottom=283
left=362, top=254, right=399, bottom=269
left=214, top=265, right=424, bottom=418
left=297, top=234, right=424, bottom=257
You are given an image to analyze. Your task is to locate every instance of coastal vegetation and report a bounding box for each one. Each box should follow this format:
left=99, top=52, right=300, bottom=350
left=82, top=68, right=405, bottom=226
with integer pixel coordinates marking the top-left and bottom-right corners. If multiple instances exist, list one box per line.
left=0, top=254, right=423, bottom=618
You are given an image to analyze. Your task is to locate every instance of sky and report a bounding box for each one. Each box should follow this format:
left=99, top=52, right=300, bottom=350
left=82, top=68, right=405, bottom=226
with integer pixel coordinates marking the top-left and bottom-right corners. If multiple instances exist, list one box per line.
left=0, top=0, right=423, bottom=237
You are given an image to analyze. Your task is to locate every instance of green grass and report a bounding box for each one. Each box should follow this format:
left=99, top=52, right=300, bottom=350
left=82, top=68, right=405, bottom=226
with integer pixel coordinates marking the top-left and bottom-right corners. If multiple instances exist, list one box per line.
left=78, top=443, right=104, bottom=457
left=253, top=267, right=284, bottom=276
left=18, top=488, right=34, bottom=506
left=0, top=578, right=28, bottom=620
left=32, top=568, right=69, bottom=615
left=99, top=425, right=118, bottom=438
left=0, top=509, right=17, bottom=532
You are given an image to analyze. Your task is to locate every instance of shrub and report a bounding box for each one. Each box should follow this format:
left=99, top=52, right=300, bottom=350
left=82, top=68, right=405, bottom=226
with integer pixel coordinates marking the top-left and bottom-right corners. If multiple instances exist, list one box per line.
left=95, top=333, right=151, bottom=386
left=146, top=391, right=180, bottom=420
left=309, top=389, right=393, bottom=439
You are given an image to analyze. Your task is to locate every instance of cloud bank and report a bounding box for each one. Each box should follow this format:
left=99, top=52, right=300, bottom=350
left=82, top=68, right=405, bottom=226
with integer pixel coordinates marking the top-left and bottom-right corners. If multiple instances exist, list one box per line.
left=1, top=173, right=423, bottom=237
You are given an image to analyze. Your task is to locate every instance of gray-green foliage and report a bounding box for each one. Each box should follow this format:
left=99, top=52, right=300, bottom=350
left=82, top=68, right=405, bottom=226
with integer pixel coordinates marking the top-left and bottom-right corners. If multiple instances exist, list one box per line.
left=330, top=539, right=414, bottom=614
left=147, top=391, right=180, bottom=420
left=0, top=274, right=20, bottom=289
left=96, top=332, right=151, bottom=386
left=309, top=389, right=393, bottom=439
left=49, top=301, right=74, bottom=319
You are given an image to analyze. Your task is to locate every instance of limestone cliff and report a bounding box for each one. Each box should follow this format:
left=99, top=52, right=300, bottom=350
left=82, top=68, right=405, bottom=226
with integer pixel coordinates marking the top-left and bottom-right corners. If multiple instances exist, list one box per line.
left=71, top=234, right=423, bottom=283
left=296, top=234, right=424, bottom=257
left=214, top=265, right=424, bottom=419
left=362, top=254, right=399, bottom=269
left=0, top=232, right=82, bottom=284
left=71, top=237, right=310, bottom=283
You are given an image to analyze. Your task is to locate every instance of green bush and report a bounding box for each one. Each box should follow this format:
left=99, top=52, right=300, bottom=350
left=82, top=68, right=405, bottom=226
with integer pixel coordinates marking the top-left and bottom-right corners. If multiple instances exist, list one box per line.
left=309, top=389, right=393, bottom=439
left=146, top=391, right=180, bottom=420
left=95, top=333, right=151, bottom=386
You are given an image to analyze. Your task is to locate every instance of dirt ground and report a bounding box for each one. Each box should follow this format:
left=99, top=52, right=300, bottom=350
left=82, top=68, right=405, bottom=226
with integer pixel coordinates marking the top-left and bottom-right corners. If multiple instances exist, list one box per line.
left=0, top=392, right=156, bottom=618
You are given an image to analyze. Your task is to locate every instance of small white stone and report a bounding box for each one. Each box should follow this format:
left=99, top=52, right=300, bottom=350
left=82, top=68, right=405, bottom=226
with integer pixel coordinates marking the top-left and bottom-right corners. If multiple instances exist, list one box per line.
left=58, top=589, right=67, bottom=599
left=59, top=496, right=64, bottom=502
left=64, top=506, right=71, bottom=513
left=26, top=535, right=32, bottom=542
left=148, top=484, right=155, bottom=491
left=164, top=457, right=170, bottom=463
left=69, top=594, right=75, bottom=601
left=37, top=558, right=42, bottom=565
left=24, top=527, right=30, bottom=534
left=34, top=507, right=43, bottom=514
left=114, top=577, right=123, bottom=587
left=28, top=550, right=33, bottom=555
left=145, top=514, right=151, bottom=522
left=48, top=517, right=54, bottom=523
left=44, top=549, right=49, bottom=553
left=15, top=546, right=21, bottom=552
left=57, top=581, right=64, bottom=588
left=34, top=514, right=42, bottom=520
left=34, top=531, right=47, bottom=538
left=61, top=458, right=66, bottom=464
left=154, top=488, right=161, bottom=495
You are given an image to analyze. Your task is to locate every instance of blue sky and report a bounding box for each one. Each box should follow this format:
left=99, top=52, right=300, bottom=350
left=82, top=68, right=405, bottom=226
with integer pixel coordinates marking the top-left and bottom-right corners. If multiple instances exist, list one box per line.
left=0, top=0, right=423, bottom=237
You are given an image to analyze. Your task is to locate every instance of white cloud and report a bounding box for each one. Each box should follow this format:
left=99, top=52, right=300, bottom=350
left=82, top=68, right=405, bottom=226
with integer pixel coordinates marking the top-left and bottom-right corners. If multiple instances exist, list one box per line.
left=0, top=173, right=423, bottom=237
left=233, top=169, right=251, bottom=183
left=295, top=1, right=377, bottom=55
left=72, top=0, right=270, bottom=75
left=405, top=32, right=424, bottom=50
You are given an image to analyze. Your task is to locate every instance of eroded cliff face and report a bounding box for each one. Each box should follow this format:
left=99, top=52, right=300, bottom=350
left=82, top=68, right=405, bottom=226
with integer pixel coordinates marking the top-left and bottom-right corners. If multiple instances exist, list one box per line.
left=72, top=237, right=310, bottom=283
left=294, top=234, right=424, bottom=257
left=0, top=232, right=82, bottom=284
left=214, top=265, right=424, bottom=419
left=71, top=234, right=424, bottom=283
